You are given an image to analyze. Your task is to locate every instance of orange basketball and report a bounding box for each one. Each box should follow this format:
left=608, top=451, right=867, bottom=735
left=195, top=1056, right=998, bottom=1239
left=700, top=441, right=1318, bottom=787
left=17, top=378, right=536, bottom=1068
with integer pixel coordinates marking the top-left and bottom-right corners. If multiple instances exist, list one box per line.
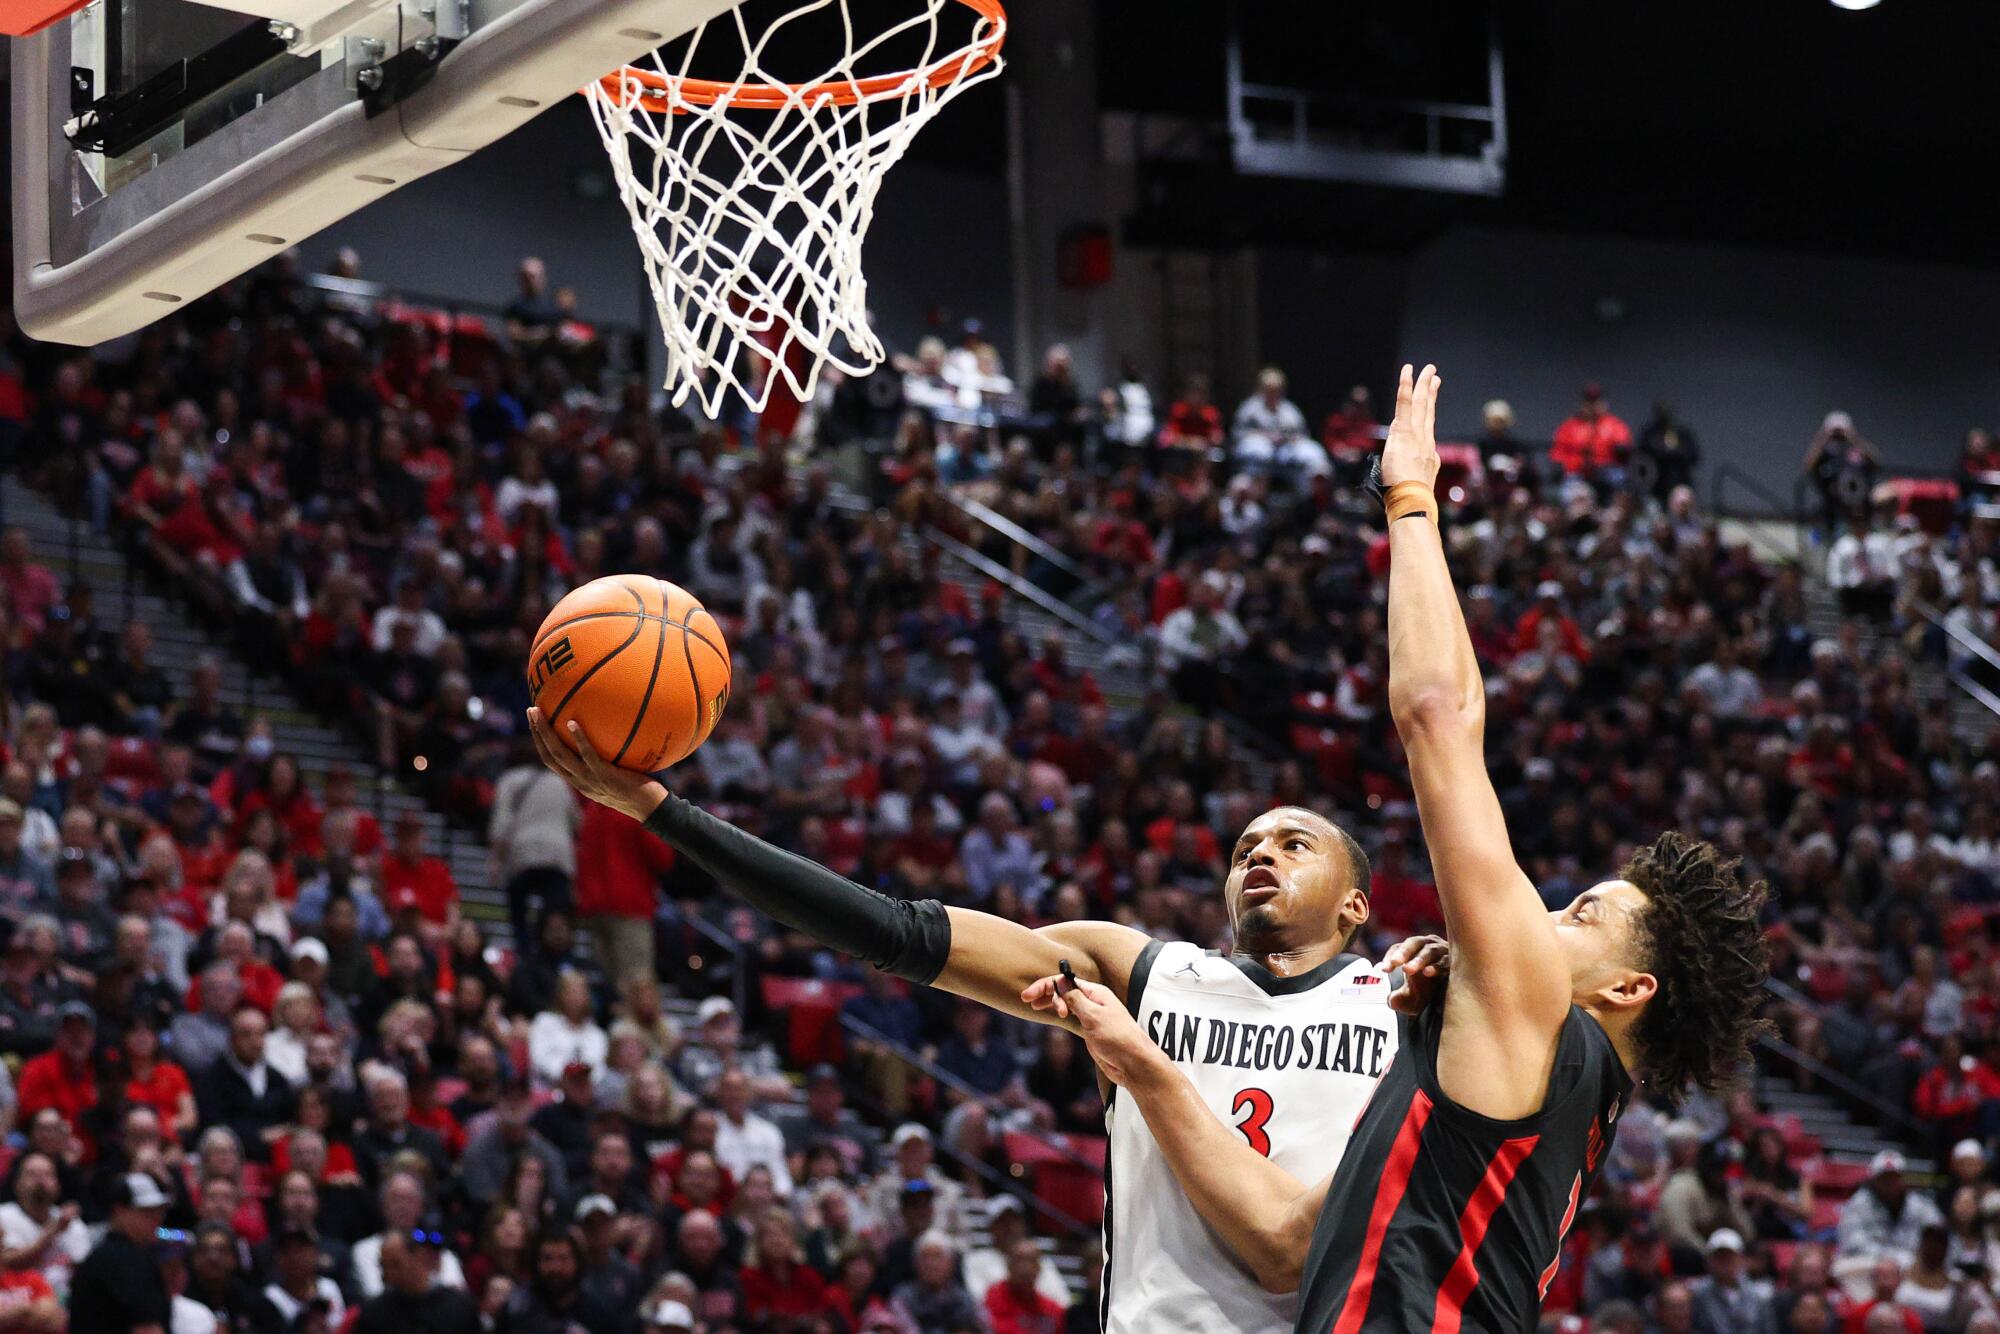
left=527, top=575, right=732, bottom=773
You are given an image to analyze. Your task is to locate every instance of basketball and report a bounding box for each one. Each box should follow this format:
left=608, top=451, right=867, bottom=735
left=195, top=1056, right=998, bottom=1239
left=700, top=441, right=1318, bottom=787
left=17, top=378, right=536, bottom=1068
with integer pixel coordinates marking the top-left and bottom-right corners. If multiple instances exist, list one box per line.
left=526, top=575, right=732, bottom=773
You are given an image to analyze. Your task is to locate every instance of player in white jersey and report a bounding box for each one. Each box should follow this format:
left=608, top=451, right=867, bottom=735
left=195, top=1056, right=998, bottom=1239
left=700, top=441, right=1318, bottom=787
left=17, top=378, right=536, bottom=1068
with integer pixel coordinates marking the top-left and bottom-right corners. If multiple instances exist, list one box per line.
left=525, top=711, right=1447, bottom=1334
left=1104, top=940, right=1401, bottom=1333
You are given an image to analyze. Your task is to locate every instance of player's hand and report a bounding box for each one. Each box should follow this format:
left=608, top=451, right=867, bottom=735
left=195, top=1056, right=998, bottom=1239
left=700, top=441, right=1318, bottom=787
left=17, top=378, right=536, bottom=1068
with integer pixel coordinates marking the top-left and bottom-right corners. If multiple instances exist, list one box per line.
left=1379, top=934, right=1451, bottom=1015
left=527, top=706, right=668, bottom=823
left=1380, top=363, right=1442, bottom=490
left=1023, top=974, right=1169, bottom=1089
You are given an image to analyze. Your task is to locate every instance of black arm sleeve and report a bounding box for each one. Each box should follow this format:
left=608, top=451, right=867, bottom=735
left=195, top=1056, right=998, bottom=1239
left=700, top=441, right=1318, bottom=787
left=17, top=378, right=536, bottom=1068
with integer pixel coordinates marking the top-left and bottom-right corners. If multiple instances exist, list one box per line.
left=642, top=795, right=952, bottom=985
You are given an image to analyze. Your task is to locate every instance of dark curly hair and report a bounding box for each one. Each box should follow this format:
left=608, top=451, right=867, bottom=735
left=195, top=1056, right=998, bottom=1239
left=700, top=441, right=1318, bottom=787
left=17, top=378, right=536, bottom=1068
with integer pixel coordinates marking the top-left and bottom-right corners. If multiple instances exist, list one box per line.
left=1621, top=830, right=1772, bottom=1101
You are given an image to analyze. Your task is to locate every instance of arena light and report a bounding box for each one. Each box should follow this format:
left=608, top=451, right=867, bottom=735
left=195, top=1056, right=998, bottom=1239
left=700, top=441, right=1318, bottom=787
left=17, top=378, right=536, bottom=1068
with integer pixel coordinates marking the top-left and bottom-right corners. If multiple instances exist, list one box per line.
left=1829, top=0, right=1880, bottom=10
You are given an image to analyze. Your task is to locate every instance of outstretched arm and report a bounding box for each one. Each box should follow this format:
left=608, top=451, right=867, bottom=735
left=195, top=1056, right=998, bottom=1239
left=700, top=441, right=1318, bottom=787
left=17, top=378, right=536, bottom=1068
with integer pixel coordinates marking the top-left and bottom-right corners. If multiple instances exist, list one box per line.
left=526, top=708, right=1147, bottom=1020
left=1028, top=974, right=1328, bottom=1293
left=1378, top=366, right=1571, bottom=1119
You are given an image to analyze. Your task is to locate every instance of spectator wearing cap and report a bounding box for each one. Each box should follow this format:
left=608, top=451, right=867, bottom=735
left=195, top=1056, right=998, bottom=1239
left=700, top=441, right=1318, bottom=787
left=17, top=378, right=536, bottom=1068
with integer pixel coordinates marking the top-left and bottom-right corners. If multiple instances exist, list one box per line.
left=642, top=1299, right=695, bottom=1334
left=1550, top=382, right=1633, bottom=480
left=964, top=1196, right=1069, bottom=1310
left=488, top=745, right=581, bottom=963
left=68, top=1172, right=172, bottom=1334
left=0, top=798, right=53, bottom=914
left=194, top=1004, right=295, bottom=1160
left=930, top=639, right=1008, bottom=737
left=674, top=995, right=786, bottom=1101
left=50, top=846, right=113, bottom=969
left=572, top=1195, right=645, bottom=1317
left=892, top=1229, right=983, bottom=1334
left=1839, top=1152, right=1946, bottom=1281
left=712, top=1069, right=794, bottom=1198
left=352, top=1227, right=479, bottom=1334
left=573, top=795, right=673, bottom=992
left=867, top=1124, right=966, bottom=1240
left=0, top=1149, right=90, bottom=1300
left=17, top=998, right=99, bottom=1150
left=527, top=969, right=608, bottom=1088
left=353, top=1170, right=466, bottom=1299
left=1688, top=1227, right=1776, bottom=1334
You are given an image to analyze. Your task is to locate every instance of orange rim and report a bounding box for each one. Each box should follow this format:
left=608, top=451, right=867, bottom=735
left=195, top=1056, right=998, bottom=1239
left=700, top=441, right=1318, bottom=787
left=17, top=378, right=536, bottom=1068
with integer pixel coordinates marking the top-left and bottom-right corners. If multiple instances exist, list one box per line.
left=596, top=0, right=1005, bottom=114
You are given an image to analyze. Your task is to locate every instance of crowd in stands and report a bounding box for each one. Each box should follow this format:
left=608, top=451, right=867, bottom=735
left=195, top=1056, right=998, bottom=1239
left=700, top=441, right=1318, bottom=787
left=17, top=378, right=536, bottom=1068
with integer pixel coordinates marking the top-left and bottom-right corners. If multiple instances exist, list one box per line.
left=0, top=247, right=1993, bottom=1334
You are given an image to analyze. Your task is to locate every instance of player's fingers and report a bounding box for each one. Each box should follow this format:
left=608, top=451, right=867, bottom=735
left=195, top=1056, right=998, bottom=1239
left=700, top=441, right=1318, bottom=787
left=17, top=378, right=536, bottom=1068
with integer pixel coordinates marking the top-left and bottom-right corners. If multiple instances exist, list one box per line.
left=1394, top=364, right=1413, bottom=421
left=527, top=709, right=581, bottom=780
left=565, top=720, right=610, bottom=777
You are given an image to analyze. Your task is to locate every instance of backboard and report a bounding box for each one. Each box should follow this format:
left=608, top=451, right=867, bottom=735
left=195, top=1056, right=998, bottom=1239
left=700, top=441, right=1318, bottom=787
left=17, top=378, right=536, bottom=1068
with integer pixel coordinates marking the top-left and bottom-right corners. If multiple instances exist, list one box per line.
left=12, top=0, right=741, bottom=345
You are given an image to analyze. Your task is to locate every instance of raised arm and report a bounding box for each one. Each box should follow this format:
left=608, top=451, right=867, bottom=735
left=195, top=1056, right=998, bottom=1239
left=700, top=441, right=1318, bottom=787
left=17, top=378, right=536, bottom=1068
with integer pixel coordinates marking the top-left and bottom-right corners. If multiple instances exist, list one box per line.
left=526, top=708, right=1148, bottom=1022
left=1378, top=366, right=1571, bottom=1118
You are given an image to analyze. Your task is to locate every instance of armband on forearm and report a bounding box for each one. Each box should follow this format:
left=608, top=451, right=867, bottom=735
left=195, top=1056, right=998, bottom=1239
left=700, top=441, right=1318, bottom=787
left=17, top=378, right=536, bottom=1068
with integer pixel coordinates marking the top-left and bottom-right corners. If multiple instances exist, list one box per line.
left=642, top=794, right=952, bottom=984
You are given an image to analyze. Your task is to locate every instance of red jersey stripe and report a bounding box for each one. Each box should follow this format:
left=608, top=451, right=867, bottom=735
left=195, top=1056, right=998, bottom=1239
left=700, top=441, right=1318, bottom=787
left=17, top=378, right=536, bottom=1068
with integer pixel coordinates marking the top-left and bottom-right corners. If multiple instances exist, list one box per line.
left=1330, top=1090, right=1434, bottom=1334
left=1431, top=1133, right=1541, bottom=1334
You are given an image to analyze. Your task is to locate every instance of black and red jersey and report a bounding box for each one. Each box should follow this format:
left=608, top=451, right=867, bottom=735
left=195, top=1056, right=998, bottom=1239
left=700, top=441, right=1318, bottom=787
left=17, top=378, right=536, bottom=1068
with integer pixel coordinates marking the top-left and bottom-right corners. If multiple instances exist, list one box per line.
left=1295, top=1003, right=1631, bottom=1334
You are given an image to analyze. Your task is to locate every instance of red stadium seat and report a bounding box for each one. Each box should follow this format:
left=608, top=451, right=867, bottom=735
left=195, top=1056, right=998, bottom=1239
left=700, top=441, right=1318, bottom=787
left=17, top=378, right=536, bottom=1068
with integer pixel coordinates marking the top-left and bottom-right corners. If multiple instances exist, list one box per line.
left=1808, top=1160, right=1870, bottom=1199
left=1809, top=1196, right=1846, bottom=1234
left=761, top=976, right=863, bottom=1067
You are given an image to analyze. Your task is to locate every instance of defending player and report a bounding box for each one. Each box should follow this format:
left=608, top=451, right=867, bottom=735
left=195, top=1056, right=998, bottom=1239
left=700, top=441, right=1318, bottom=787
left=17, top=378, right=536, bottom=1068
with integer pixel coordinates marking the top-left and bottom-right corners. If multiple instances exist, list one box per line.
left=527, top=705, right=1446, bottom=1334
left=1027, top=364, right=1770, bottom=1333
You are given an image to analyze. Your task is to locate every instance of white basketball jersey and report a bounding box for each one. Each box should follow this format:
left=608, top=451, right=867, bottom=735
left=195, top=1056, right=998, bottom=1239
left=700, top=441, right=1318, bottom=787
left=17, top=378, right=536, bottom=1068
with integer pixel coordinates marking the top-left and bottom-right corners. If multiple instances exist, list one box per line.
left=1102, top=941, right=1400, bottom=1334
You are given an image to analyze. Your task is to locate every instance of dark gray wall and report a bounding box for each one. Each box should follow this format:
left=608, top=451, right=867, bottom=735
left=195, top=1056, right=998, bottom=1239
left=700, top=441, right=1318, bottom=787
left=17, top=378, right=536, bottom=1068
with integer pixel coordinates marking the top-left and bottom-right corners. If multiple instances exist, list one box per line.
left=1395, top=228, right=2000, bottom=506
left=1255, top=246, right=1413, bottom=426
left=307, top=101, right=1013, bottom=370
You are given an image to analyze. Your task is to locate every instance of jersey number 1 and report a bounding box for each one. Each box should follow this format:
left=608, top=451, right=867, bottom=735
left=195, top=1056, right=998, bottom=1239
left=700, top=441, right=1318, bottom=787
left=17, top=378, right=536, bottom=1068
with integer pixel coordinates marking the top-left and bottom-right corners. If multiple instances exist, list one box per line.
left=1232, top=1088, right=1274, bottom=1156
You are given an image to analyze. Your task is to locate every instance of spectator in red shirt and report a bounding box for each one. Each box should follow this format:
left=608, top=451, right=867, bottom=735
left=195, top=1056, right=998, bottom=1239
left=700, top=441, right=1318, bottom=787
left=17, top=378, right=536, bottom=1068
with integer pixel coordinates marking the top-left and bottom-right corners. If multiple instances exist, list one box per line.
left=1512, top=582, right=1592, bottom=663
left=1912, top=1035, right=2000, bottom=1144
left=0, top=529, right=61, bottom=640
left=317, top=764, right=384, bottom=859
left=1550, top=383, right=1633, bottom=479
left=1320, top=383, right=1379, bottom=472
left=985, top=1241, right=1067, bottom=1334
left=575, top=799, right=672, bottom=993
left=1158, top=373, right=1224, bottom=453
left=121, top=1013, right=198, bottom=1139
left=17, top=1001, right=100, bottom=1158
left=380, top=809, right=459, bottom=938
left=738, top=1212, right=826, bottom=1324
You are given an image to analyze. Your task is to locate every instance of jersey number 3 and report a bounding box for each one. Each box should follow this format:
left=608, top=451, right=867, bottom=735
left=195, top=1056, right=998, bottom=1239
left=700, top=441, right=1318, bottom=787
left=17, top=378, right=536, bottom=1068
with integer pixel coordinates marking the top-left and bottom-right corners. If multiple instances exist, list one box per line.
left=1232, top=1088, right=1274, bottom=1156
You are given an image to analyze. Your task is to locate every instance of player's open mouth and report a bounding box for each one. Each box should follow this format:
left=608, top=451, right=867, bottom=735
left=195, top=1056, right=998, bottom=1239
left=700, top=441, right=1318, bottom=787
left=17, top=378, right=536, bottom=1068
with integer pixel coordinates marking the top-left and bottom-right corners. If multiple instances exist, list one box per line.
left=1242, top=867, right=1282, bottom=896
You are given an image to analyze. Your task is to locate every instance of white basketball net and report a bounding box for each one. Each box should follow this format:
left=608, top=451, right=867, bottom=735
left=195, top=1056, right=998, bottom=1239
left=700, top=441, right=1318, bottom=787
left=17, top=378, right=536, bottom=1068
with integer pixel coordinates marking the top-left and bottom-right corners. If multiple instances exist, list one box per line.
left=585, top=0, right=1006, bottom=417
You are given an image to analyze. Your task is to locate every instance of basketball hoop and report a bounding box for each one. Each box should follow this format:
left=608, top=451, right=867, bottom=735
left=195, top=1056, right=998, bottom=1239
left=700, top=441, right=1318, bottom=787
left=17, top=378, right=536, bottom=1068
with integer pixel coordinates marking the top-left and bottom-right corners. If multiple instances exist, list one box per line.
left=585, top=0, right=1007, bottom=416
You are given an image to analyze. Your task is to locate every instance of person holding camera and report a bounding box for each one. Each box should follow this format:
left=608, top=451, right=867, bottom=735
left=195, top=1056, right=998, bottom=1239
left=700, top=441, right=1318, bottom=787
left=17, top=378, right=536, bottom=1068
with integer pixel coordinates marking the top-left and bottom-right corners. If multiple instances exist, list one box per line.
left=1804, top=410, right=1882, bottom=533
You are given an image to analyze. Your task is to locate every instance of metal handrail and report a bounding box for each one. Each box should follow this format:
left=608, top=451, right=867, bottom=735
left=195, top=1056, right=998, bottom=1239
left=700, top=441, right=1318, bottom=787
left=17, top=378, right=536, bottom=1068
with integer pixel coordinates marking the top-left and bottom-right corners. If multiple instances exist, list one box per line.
left=1711, top=462, right=1803, bottom=563
left=683, top=912, right=751, bottom=1023
left=944, top=492, right=1103, bottom=603
left=924, top=525, right=1115, bottom=645
left=1910, top=600, right=2000, bottom=722
left=1760, top=978, right=1928, bottom=1139
left=837, top=1017, right=1094, bottom=1237
left=840, top=1012, right=1106, bottom=1182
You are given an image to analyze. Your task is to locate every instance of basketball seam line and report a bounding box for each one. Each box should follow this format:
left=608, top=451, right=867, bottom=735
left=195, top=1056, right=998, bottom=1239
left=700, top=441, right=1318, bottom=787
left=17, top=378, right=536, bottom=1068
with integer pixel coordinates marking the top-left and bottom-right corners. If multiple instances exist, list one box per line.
left=541, top=581, right=649, bottom=730
left=531, top=609, right=727, bottom=660
left=614, top=598, right=670, bottom=769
